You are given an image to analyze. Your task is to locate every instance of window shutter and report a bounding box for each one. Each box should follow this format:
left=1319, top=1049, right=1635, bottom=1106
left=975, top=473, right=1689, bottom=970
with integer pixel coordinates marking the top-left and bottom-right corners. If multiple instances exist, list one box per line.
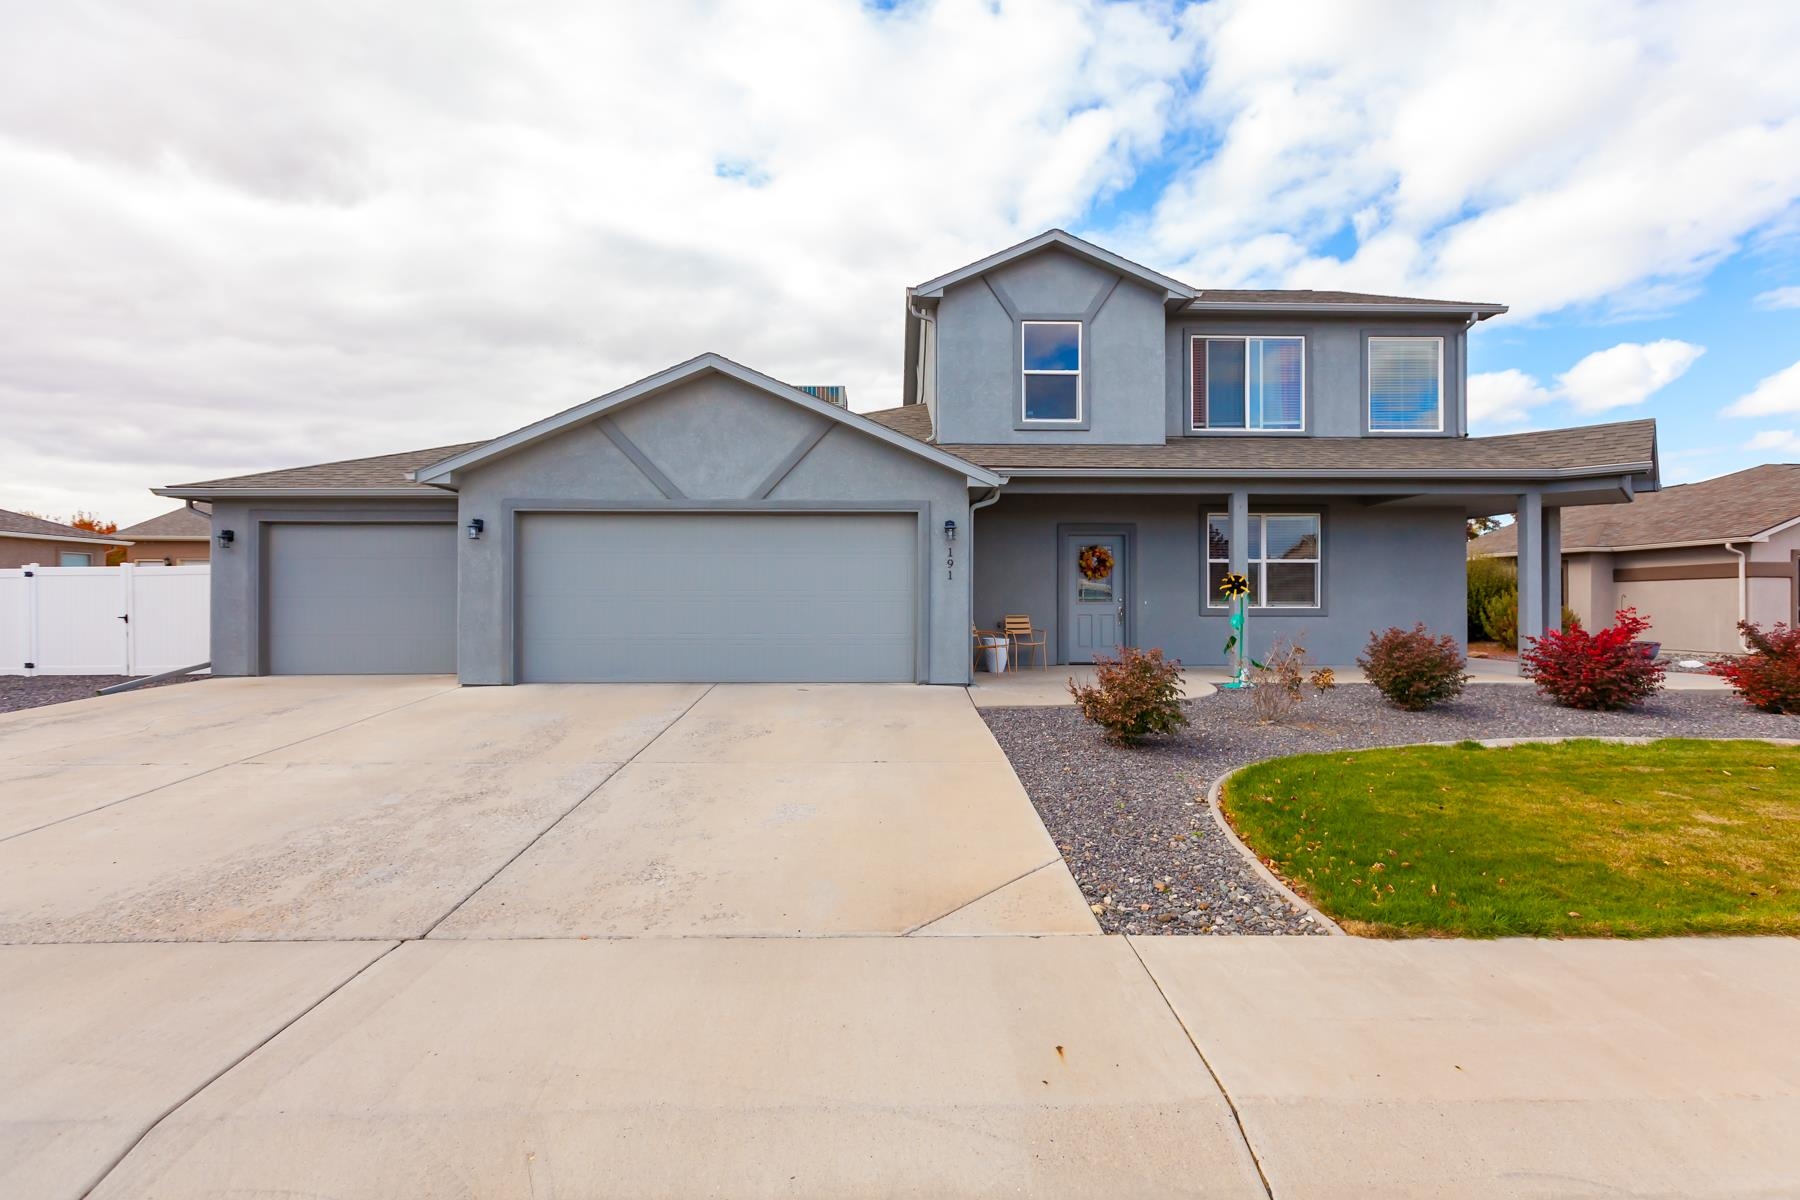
left=1191, top=338, right=1207, bottom=428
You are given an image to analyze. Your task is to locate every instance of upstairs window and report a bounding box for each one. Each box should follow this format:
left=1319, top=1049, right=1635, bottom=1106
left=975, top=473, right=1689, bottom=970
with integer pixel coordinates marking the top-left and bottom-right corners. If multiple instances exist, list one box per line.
left=1206, top=513, right=1321, bottom=609
left=1368, top=336, right=1444, bottom=432
left=1021, top=320, right=1081, bottom=422
left=1191, top=337, right=1305, bottom=431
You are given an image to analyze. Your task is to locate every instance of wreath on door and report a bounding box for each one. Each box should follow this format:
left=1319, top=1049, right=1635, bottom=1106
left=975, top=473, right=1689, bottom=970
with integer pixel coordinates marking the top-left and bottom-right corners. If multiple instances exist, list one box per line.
left=1077, top=544, right=1114, bottom=581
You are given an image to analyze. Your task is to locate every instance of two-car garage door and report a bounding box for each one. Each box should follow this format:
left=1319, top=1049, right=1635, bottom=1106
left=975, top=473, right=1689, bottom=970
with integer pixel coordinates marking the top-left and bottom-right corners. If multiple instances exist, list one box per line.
left=515, top=512, right=918, bottom=683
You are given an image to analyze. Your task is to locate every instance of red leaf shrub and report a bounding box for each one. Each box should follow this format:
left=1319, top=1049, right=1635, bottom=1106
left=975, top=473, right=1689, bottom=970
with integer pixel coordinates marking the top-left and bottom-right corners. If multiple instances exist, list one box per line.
left=1520, top=607, right=1666, bottom=710
left=1357, top=624, right=1469, bottom=711
left=1710, top=621, right=1800, bottom=713
left=1068, top=647, right=1188, bottom=745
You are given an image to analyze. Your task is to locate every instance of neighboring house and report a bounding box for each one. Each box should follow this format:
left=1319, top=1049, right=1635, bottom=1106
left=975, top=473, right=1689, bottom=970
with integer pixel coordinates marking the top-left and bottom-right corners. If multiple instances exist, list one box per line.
left=0, top=507, right=133, bottom=568
left=114, top=504, right=213, bottom=564
left=1472, top=463, right=1800, bottom=654
left=156, top=229, right=1658, bottom=683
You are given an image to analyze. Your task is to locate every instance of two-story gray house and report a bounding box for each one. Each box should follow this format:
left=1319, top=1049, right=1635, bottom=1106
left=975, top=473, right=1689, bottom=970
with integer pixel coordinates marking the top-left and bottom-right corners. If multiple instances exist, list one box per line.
left=158, top=230, right=1657, bottom=683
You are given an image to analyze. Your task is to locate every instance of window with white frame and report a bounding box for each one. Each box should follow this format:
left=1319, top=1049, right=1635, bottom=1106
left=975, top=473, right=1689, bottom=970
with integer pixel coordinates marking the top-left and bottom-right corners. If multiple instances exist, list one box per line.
left=1368, top=336, right=1444, bottom=432
left=1190, top=336, right=1304, bottom=430
left=58, top=551, right=93, bottom=567
left=1021, top=320, right=1081, bottom=422
left=1206, top=513, right=1321, bottom=608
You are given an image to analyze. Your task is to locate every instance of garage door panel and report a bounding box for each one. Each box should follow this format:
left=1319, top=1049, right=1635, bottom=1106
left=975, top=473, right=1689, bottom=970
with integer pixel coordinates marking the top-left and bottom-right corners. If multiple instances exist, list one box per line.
left=518, top=513, right=917, bottom=683
left=267, top=524, right=457, bottom=675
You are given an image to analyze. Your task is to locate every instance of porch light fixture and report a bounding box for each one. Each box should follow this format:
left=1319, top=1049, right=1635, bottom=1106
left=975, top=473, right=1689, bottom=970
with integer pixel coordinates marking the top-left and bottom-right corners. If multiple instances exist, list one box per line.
left=943, top=519, right=956, bottom=542
left=216, top=529, right=235, bottom=548
left=466, top=518, right=485, bottom=540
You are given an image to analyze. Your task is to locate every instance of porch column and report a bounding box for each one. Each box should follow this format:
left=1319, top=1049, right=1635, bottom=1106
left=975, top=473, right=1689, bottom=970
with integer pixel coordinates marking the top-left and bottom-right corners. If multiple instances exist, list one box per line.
left=1543, top=506, right=1562, bottom=632
left=1516, top=491, right=1545, bottom=648
left=1228, top=489, right=1250, bottom=589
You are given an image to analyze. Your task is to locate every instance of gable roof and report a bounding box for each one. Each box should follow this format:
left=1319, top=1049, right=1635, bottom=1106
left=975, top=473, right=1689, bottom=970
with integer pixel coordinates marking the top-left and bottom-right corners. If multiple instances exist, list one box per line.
left=1473, top=462, right=1800, bottom=555
left=0, top=507, right=133, bottom=546
left=910, top=229, right=1198, bottom=303
left=412, top=353, right=1001, bottom=488
left=157, top=443, right=486, bottom=498
left=115, top=506, right=212, bottom=539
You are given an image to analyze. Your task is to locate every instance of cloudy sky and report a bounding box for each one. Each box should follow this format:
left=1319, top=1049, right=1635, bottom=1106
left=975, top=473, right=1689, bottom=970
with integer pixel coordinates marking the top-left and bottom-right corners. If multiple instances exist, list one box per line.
left=5, top=0, right=1800, bottom=523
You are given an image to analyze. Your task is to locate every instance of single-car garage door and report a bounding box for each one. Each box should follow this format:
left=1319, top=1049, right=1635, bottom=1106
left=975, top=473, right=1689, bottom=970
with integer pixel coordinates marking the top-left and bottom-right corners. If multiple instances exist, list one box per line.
left=265, top=523, right=458, bottom=674
left=516, top=512, right=917, bottom=682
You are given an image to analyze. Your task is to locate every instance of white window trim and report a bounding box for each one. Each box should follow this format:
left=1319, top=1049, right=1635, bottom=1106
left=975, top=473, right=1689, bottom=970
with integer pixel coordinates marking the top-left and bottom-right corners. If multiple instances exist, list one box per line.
left=1189, top=335, right=1307, bottom=433
left=1367, top=335, right=1445, bottom=433
left=1021, top=320, right=1083, bottom=424
left=1206, top=512, right=1322, bottom=610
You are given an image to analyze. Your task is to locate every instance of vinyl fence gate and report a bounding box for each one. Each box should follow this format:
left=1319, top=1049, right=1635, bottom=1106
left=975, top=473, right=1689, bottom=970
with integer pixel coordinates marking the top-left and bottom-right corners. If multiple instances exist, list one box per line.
left=0, top=563, right=210, bottom=676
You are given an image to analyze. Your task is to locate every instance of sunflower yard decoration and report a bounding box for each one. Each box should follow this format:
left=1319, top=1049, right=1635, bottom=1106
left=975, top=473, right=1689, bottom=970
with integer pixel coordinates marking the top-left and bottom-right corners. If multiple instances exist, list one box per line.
left=1218, top=571, right=1251, bottom=689
left=1077, top=544, right=1115, bottom=581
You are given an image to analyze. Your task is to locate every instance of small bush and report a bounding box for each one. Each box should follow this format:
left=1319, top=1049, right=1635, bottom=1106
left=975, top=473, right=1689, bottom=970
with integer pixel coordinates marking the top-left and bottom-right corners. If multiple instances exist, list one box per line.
left=1710, top=621, right=1800, bottom=713
left=1357, top=624, right=1470, bottom=711
left=1520, top=607, right=1666, bottom=710
left=1467, top=556, right=1517, bottom=641
left=1248, top=636, right=1325, bottom=724
left=1480, top=590, right=1518, bottom=648
left=1068, top=647, right=1188, bottom=745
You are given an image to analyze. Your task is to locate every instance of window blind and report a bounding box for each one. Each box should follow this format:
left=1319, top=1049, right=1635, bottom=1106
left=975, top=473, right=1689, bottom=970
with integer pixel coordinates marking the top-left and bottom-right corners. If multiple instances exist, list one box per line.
left=1369, top=338, right=1442, bottom=431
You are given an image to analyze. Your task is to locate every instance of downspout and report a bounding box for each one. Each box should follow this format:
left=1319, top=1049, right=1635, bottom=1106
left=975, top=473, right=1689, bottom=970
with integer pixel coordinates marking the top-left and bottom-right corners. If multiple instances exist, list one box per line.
left=964, top=486, right=1002, bottom=684
left=908, top=295, right=937, bottom=427
left=1724, top=541, right=1749, bottom=649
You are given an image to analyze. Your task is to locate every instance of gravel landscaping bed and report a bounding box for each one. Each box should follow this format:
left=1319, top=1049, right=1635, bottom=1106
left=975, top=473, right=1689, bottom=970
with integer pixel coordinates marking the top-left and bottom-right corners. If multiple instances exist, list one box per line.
left=0, top=673, right=202, bottom=715
left=981, top=684, right=1798, bottom=937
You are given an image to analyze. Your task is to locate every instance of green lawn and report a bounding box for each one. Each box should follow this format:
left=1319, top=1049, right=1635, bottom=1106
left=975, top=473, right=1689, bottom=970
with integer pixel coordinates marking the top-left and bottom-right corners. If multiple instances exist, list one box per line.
left=1221, top=739, right=1800, bottom=938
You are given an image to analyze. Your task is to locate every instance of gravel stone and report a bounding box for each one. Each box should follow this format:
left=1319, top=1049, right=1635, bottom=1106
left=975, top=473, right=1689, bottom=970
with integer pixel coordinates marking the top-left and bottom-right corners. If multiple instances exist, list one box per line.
left=0, top=673, right=201, bottom=715
left=982, top=683, right=1797, bottom=937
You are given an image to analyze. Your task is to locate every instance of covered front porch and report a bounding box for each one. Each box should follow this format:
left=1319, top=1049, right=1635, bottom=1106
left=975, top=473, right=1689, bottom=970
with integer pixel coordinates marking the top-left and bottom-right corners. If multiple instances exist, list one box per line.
left=968, top=475, right=1640, bottom=671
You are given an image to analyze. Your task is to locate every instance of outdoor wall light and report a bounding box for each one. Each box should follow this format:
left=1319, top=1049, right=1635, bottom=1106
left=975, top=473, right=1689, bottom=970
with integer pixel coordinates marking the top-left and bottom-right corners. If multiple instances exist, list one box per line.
left=466, top=518, right=485, bottom=540
left=943, top=519, right=957, bottom=542
left=216, top=529, right=235, bottom=548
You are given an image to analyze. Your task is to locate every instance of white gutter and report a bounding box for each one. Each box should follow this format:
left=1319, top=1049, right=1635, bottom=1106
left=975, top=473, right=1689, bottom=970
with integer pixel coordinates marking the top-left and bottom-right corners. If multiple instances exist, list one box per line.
left=1724, top=541, right=1749, bottom=649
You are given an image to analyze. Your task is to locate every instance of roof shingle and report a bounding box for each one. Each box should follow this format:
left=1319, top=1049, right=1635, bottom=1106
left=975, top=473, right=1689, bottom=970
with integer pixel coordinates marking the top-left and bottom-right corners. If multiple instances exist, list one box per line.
left=115, top=506, right=212, bottom=538
left=164, top=443, right=487, bottom=493
left=1474, top=462, right=1800, bottom=554
left=0, top=507, right=131, bottom=543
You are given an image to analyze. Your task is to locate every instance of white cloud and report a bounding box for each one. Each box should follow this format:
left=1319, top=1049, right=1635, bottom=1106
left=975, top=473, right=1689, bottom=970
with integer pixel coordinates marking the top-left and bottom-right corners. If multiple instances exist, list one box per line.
left=1755, top=286, right=1800, bottom=309
left=0, top=0, right=1205, bottom=520
left=1143, top=1, right=1800, bottom=320
left=3, top=1, right=1800, bottom=522
left=1467, top=369, right=1554, bottom=426
left=1726, top=360, right=1800, bottom=417
left=1468, top=339, right=1703, bottom=428
left=1554, top=340, right=1705, bottom=413
left=1746, top=429, right=1800, bottom=454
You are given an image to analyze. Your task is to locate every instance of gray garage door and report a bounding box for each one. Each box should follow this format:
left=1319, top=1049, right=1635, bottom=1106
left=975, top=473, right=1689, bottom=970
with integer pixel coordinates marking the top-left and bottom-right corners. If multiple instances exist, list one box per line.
left=516, top=512, right=917, bottom=683
left=265, top=523, right=457, bottom=674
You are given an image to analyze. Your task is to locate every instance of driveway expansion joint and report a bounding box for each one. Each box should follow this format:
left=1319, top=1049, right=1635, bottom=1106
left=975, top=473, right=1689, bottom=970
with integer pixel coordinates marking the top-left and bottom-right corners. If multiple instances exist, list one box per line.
left=1125, top=934, right=1277, bottom=1200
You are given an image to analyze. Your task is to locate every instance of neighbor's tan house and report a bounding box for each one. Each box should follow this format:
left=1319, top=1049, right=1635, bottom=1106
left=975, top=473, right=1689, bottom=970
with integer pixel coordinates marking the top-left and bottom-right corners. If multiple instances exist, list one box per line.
left=113, top=504, right=212, bottom=564
left=0, top=507, right=133, bottom=569
left=1473, top=464, right=1800, bottom=654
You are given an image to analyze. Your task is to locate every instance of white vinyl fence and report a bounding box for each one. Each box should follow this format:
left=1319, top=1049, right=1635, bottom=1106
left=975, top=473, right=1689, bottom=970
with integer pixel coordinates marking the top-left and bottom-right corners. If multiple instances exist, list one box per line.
left=0, top=563, right=210, bottom=676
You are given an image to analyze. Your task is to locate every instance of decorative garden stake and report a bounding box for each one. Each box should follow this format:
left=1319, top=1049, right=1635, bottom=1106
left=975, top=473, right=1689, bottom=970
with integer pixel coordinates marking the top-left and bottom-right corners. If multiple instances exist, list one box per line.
left=1218, top=572, right=1250, bottom=688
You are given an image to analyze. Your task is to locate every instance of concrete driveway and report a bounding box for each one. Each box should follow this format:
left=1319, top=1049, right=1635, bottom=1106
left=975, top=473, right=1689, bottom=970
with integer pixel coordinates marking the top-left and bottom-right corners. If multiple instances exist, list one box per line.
left=4, top=677, right=1798, bottom=1198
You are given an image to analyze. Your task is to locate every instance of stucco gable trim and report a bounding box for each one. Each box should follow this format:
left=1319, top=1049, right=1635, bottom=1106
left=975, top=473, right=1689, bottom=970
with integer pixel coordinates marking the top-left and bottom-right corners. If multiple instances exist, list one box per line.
left=411, top=353, right=1002, bottom=488
left=910, top=229, right=1196, bottom=303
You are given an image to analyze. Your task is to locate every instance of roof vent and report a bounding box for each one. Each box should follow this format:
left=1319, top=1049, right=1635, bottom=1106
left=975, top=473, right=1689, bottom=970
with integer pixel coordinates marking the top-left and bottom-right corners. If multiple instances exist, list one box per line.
left=797, top=385, right=848, bottom=408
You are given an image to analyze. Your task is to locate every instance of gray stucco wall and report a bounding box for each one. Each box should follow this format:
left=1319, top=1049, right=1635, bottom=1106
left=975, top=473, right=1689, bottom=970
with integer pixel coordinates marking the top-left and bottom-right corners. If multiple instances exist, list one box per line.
left=933, top=247, right=1167, bottom=445
left=205, top=498, right=459, bottom=675
left=973, top=494, right=1466, bottom=666
left=454, top=371, right=974, bottom=685
left=1164, top=315, right=1469, bottom=438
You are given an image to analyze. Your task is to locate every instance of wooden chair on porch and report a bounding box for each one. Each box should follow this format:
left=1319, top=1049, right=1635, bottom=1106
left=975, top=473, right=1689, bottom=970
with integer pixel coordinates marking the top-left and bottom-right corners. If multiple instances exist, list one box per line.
left=1001, top=614, right=1047, bottom=670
